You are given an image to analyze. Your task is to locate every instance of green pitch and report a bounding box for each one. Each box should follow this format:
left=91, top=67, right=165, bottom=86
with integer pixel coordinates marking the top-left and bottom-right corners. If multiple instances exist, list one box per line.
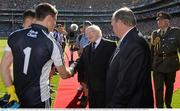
left=0, top=39, right=180, bottom=108
left=0, top=40, right=6, bottom=97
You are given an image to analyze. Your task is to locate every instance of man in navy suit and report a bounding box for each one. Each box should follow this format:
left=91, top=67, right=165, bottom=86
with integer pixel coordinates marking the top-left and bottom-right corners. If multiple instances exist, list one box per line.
left=106, top=7, right=154, bottom=108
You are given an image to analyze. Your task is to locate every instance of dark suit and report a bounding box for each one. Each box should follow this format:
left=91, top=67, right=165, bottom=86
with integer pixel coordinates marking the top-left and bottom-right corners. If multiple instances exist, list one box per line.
left=76, top=38, right=116, bottom=108
left=151, top=27, right=180, bottom=108
left=106, top=27, right=154, bottom=108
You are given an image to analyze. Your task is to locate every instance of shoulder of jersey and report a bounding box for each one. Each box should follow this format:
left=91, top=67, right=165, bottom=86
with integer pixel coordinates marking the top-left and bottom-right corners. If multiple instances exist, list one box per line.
left=171, top=27, right=180, bottom=31
left=9, top=27, right=31, bottom=38
left=41, top=30, right=58, bottom=45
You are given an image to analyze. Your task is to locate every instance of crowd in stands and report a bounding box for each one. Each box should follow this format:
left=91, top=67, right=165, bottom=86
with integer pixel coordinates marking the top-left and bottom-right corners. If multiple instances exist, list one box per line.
left=0, top=0, right=160, bottom=11
left=0, top=0, right=179, bottom=38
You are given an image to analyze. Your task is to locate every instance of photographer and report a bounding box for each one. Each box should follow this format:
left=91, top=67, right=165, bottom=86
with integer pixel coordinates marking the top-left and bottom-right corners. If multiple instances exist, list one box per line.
left=66, top=23, right=79, bottom=65
left=54, top=24, right=67, bottom=52
left=75, top=21, right=92, bottom=56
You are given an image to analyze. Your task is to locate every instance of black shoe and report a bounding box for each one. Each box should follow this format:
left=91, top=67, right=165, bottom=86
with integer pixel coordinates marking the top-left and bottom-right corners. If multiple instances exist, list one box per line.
left=166, top=105, right=172, bottom=108
left=80, top=96, right=88, bottom=108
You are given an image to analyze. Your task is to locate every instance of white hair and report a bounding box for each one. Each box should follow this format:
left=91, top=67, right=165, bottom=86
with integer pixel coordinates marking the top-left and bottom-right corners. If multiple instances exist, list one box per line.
left=85, top=24, right=102, bottom=37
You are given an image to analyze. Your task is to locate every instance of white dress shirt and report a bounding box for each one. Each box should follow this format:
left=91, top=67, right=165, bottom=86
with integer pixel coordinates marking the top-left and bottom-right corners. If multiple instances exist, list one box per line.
left=93, top=36, right=102, bottom=49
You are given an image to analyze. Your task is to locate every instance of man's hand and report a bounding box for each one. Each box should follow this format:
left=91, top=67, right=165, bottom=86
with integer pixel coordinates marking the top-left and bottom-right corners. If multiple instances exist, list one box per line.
left=56, top=65, right=75, bottom=79
left=6, top=85, right=19, bottom=102
left=67, top=69, right=74, bottom=77
left=69, top=62, right=78, bottom=76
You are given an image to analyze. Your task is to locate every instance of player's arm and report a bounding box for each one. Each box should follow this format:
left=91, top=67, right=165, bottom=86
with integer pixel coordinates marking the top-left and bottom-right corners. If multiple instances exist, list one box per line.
left=1, top=45, right=19, bottom=102
left=1, top=49, right=13, bottom=87
left=56, top=65, right=72, bottom=79
left=51, top=42, right=73, bottom=79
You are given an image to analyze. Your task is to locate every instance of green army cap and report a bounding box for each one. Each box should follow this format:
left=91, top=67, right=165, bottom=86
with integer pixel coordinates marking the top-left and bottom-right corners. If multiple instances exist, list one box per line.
left=156, top=11, right=171, bottom=20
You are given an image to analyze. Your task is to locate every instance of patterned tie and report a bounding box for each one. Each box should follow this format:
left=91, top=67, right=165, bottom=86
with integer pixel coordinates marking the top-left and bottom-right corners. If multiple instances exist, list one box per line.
left=109, top=41, right=122, bottom=65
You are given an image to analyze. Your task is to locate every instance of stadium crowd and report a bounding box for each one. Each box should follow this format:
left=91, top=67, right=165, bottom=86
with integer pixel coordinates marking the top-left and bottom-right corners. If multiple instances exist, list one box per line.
left=1, top=0, right=159, bottom=10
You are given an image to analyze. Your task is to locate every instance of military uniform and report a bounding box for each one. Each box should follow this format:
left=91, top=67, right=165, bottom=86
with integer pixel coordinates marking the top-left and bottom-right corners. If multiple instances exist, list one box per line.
left=151, top=11, right=180, bottom=108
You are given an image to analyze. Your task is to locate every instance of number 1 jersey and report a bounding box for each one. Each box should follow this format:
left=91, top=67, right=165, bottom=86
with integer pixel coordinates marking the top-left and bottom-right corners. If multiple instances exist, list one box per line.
left=8, top=24, right=63, bottom=107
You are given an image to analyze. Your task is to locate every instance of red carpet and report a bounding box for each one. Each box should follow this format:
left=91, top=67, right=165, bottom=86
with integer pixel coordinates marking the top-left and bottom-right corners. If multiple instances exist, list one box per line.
left=53, top=48, right=85, bottom=108
left=53, top=48, right=180, bottom=108
left=174, top=70, right=180, bottom=91
left=53, top=74, right=81, bottom=108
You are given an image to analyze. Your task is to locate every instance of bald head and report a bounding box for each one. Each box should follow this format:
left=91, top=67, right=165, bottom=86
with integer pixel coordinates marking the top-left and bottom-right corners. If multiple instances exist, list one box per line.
left=85, top=25, right=102, bottom=42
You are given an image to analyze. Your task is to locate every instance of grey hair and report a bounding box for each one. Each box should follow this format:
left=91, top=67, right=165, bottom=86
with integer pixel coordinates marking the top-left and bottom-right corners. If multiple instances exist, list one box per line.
left=86, top=24, right=102, bottom=37
left=113, top=7, right=136, bottom=26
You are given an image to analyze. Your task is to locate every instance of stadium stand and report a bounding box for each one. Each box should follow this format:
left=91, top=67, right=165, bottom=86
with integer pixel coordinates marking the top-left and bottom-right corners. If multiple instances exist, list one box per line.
left=0, top=0, right=179, bottom=37
left=0, top=0, right=158, bottom=11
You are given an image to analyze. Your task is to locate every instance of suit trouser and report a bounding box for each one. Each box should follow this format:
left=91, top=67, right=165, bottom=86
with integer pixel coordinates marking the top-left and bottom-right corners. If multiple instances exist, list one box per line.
left=153, top=71, right=176, bottom=108
left=88, top=88, right=105, bottom=108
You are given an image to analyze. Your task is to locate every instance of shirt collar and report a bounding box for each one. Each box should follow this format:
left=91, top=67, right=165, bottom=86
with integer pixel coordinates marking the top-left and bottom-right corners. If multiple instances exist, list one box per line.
left=117, top=27, right=134, bottom=47
left=161, top=27, right=168, bottom=33
left=31, top=24, right=49, bottom=33
left=94, top=37, right=102, bottom=48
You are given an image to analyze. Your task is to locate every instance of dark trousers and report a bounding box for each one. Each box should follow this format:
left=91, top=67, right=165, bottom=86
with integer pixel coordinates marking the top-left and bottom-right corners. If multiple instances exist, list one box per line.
left=153, top=71, right=176, bottom=108
left=88, top=89, right=105, bottom=108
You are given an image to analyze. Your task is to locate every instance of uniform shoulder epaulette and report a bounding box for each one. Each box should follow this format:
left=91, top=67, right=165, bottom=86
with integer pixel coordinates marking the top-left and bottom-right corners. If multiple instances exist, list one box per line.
left=171, top=27, right=180, bottom=30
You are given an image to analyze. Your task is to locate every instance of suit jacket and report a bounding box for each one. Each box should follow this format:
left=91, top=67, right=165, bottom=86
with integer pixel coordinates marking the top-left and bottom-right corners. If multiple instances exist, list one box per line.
left=76, top=38, right=116, bottom=92
left=106, top=28, right=154, bottom=108
left=151, top=27, right=180, bottom=73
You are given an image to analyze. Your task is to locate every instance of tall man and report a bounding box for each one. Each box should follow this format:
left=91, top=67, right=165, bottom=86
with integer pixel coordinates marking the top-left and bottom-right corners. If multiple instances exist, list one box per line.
left=1, top=3, right=72, bottom=108
left=53, top=24, right=67, bottom=51
left=151, top=11, right=180, bottom=108
left=74, top=25, right=116, bottom=107
left=106, top=7, right=154, bottom=108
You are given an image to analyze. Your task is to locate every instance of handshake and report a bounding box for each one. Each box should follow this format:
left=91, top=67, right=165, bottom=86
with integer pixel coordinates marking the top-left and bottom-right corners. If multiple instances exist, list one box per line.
left=68, top=60, right=78, bottom=77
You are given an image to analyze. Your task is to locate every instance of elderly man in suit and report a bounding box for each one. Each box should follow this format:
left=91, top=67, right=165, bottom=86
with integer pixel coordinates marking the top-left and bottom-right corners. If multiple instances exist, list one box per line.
left=72, top=24, right=116, bottom=108
left=106, top=7, right=154, bottom=108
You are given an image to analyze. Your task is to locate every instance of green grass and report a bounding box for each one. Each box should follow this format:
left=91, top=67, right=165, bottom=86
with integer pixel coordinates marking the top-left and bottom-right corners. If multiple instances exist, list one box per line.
left=0, top=40, right=7, bottom=97
left=172, top=89, right=180, bottom=108
left=50, top=73, right=60, bottom=107
left=0, top=39, right=60, bottom=107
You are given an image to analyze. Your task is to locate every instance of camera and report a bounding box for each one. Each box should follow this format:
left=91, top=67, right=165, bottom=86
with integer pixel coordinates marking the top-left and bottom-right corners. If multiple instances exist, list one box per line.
left=66, top=24, right=80, bottom=65
left=67, top=24, right=80, bottom=52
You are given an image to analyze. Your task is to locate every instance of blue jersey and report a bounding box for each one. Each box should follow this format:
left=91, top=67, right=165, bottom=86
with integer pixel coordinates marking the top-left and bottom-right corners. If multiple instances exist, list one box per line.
left=8, top=24, right=63, bottom=107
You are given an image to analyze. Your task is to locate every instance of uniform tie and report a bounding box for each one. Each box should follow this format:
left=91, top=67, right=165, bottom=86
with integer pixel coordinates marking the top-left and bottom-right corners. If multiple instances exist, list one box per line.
left=161, top=30, right=165, bottom=36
